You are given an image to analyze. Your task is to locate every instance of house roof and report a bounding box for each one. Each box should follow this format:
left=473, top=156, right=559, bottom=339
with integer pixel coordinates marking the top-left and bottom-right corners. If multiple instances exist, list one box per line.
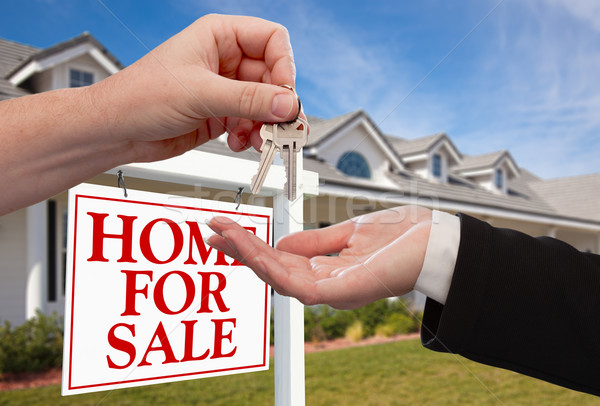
left=386, top=132, right=462, bottom=164
left=0, top=38, right=39, bottom=78
left=306, top=110, right=363, bottom=147
left=528, top=173, right=600, bottom=222
left=195, top=135, right=571, bottom=221
left=6, top=32, right=124, bottom=81
left=191, top=128, right=600, bottom=227
left=0, top=79, right=30, bottom=100
left=386, top=133, right=443, bottom=155
left=453, top=150, right=520, bottom=178
left=0, top=38, right=38, bottom=101
left=453, top=150, right=507, bottom=171
left=304, top=110, right=405, bottom=172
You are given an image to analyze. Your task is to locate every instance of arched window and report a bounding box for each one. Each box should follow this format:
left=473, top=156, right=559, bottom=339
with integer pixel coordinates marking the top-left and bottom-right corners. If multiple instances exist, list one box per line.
left=336, top=151, right=371, bottom=179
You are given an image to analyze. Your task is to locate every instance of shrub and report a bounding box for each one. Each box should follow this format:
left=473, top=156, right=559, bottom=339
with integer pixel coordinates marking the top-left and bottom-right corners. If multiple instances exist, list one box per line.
left=0, top=311, right=63, bottom=374
left=374, top=323, right=396, bottom=338
left=383, top=313, right=418, bottom=335
left=345, top=321, right=363, bottom=342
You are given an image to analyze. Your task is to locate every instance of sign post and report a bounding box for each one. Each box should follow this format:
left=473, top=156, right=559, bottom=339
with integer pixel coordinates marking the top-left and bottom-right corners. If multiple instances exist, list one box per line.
left=273, top=194, right=306, bottom=405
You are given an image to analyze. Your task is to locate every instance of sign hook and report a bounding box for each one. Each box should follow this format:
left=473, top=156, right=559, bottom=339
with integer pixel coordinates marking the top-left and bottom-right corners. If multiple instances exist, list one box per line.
left=117, top=170, right=128, bottom=198
left=234, top=187, right=243, bottom=210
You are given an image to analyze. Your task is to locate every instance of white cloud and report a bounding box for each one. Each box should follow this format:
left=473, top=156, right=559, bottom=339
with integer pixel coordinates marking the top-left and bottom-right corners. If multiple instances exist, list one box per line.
left=446, top=0, right=600, bottom=178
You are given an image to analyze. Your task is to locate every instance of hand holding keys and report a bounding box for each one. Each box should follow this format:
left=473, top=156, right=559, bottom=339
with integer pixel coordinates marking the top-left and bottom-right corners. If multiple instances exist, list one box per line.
left=250, top=86, right=308, bottom=201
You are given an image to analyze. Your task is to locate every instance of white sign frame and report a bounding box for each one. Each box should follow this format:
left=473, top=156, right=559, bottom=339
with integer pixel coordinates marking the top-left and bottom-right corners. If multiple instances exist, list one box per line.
left=62, top=183, right=273, bottom=395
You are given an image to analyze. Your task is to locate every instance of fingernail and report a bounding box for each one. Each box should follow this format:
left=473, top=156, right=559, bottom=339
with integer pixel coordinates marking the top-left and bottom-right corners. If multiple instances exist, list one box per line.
left=271, top=93, right=294, bottom=119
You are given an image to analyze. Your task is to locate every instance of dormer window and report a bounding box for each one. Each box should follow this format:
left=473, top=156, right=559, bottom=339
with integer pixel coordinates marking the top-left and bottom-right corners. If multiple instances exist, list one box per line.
left=432, top=154, right=442, bottom=178
left=69, top=69, right=93, bottom=87
left=337, top=151, right=371, bottom=179
left=495, top=168, right=503, bottom=189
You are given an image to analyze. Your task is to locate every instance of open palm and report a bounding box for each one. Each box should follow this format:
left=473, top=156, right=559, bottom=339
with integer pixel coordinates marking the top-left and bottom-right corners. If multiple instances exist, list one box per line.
left=207, top=205, right=432, bottom=309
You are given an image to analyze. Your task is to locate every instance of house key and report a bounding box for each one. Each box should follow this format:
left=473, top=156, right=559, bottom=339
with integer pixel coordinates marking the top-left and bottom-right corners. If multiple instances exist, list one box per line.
left=250, top=123, right=280, bottom=196
left=273, top=117, right=308, bottom=200
left=249, top=117, right=308, bottom=201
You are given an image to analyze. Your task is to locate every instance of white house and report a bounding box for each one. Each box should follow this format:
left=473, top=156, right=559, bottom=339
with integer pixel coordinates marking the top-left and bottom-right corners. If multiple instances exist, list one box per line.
left=1, top=34, right=599, bottom=324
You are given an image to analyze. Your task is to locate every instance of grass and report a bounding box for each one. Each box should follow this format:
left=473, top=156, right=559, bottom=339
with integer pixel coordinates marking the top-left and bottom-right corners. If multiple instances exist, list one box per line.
left=1, top=339, right=599, bottom=405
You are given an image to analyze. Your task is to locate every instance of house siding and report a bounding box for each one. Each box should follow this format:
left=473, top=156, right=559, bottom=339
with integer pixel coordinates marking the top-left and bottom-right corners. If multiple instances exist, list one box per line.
left=0, top=209, right=28, bottom=324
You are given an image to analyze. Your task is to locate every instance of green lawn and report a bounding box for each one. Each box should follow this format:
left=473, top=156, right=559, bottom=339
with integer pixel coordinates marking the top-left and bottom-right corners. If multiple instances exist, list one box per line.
left=1, top=339, right=598, bottom=405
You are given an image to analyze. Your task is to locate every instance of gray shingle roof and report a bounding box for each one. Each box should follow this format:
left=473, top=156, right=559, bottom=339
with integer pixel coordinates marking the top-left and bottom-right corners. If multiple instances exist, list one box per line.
left=195, top=135, right=557, bottom=217
left=0, top=38, right=39, bottom=78
left=528, top=173, right=600, bottom=222
left=386, top=133, right=446, bottom=156
left=0, top=79, right=30, bottom=101
left=306, top=110, right=363, bottom=146
left=5, top=32, right=124, bottom=79
left=453, top=150, right=508, bottom=172
left=0, top=38, right=39, bottom=101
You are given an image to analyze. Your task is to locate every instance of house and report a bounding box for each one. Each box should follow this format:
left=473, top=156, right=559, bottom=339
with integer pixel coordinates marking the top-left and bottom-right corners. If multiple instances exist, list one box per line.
left=1, top=34, right=599, bottom=324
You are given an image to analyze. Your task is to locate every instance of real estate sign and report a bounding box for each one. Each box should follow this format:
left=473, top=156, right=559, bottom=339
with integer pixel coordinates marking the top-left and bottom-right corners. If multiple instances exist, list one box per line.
left=62, top=184, right=272, bottom=395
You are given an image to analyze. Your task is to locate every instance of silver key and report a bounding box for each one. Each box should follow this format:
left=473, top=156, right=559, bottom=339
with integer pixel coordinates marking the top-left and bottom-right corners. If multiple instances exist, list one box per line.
left=250, top=123, right=279, bottom=195
left=274, top=117, right=308, bottom=200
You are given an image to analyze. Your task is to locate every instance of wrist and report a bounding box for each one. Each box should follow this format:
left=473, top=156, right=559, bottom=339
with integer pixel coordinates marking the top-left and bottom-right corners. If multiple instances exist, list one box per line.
left=83, top=79, right=136, bottom=164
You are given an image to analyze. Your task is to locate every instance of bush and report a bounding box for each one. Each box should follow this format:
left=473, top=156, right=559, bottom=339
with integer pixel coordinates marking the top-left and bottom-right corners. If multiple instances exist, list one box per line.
left=374, top=323, right=396, bottom=338
left=303, top=297, right=423, bottom=343
left=378, top=313, right=418, bottom=336
left=345, top=321, right=363, bottom=342
left=0, top=311, right=63, bottom=374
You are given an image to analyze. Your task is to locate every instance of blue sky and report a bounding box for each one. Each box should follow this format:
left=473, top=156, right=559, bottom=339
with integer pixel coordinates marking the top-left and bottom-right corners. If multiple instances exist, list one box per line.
left=2, top=0, right=600, bottom=179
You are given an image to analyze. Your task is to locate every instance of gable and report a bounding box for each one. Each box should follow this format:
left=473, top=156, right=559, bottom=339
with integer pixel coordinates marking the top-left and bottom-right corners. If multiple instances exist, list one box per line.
left=7, top=33, right=122, bottom=87
left=308, top=112, right=404, bottom=178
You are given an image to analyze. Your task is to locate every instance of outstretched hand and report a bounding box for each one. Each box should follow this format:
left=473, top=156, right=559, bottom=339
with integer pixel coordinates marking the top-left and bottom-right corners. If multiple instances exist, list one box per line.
left=206, top=206, right=432, bottom=309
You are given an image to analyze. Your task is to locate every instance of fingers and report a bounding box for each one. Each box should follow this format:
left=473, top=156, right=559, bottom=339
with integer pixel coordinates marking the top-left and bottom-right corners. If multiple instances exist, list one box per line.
left=276, top=220, right=355, bottom=257
left=201, top=75, right=300, bottom=123
left=206, top=216, right=324, bottom=303
left=192, top=15, right=298, bottom=123
left=206, top=217, right=282, bottom=274
left=216, top=15, right=296, bottom=86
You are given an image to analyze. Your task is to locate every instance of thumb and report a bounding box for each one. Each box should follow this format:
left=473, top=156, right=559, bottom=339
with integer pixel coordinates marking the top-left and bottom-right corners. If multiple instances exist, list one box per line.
left=201, top=75, right=299, bottom=122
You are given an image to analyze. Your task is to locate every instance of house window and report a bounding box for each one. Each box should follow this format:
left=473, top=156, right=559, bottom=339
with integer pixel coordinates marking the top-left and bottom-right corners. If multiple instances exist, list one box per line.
left=432, top=154, right=442, bottom=178
left=336, top=151, right=371, bottom=179
left=69, top=69, right=94, bottom=87
left=495, top=168, right=503, bottom=189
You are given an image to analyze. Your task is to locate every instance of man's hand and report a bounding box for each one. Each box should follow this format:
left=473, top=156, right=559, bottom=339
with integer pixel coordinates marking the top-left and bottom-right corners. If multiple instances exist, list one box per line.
left=206, top=206, right=432, bottom=309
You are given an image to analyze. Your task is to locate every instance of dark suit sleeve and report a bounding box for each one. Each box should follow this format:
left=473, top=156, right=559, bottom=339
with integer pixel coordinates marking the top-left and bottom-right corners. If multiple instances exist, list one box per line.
left=421, top=213, right=600, bottom=396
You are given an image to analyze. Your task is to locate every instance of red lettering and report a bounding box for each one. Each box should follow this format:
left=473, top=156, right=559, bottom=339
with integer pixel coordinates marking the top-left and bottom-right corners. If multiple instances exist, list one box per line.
left=120, top=270, right=153, bottom=316
left=87, top=213, right=137, bottom=263
left=138, top=321, right=178, bottom=366
left=180, top=320, right=210, bottom=362
left=197, top=272, right=230, bottom=313
left=140, top=218, right=184, bottom=264
left=106, top=323, right=136, bottom=369
left=153, top=271, right=195, bottom=315
left=211, top=318, right=237, bottom=359
left=184, top=221, right=213, bottom=265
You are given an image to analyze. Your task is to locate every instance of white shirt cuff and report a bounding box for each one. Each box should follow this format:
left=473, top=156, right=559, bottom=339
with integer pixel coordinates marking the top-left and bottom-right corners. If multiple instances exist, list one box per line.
left=414, top=210, right=461, bottom=305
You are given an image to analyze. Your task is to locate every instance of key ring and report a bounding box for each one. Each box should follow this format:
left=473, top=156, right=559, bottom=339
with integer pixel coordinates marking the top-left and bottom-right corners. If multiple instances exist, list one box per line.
left=279, top=84, right=302, bottom=123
